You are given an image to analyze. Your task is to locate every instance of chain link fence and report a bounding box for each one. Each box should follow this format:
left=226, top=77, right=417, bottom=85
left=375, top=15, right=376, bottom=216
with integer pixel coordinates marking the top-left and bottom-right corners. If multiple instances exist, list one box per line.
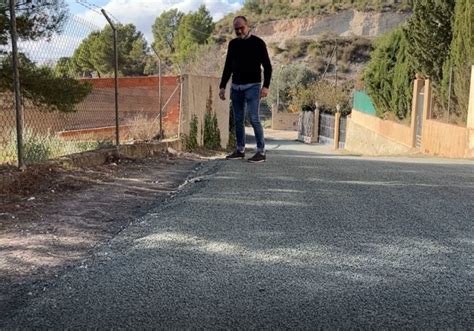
left=1, top=1, right=180, bottom=170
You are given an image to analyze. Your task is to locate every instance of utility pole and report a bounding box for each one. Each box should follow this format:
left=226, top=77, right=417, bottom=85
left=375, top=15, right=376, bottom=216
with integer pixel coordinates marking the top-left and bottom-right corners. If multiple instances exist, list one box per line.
left=101, top=9, right=120, bottom=150
left=9, top=0, right=24, bottom=168
left=151, top=46, right=163, bottom=140
left=335, top=37, right=338, bottom=89
left=276, top=65, right=284, bottom=111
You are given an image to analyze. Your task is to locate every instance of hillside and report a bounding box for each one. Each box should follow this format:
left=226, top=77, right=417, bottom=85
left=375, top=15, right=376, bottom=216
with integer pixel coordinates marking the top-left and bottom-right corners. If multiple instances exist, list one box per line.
left=252, top=10, right=410, bottom=41
left=188, top=8, right=410, bottom=86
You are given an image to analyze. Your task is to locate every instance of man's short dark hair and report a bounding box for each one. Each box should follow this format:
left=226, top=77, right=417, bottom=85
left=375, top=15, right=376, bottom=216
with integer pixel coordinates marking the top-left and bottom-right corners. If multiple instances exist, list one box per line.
left=233, top=16, right=248, bottom=23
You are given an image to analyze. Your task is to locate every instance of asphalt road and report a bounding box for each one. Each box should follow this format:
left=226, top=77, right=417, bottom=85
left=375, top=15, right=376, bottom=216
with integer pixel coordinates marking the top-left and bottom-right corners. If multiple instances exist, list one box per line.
left=2, top=138, right=473, bottom=329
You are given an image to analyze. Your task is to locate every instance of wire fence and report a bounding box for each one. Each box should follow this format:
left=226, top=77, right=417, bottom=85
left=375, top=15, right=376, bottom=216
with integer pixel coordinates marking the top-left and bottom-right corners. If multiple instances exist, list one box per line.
left=1, top=1, right=180, bottom=169
left=429, top=66, right=472, bottom=126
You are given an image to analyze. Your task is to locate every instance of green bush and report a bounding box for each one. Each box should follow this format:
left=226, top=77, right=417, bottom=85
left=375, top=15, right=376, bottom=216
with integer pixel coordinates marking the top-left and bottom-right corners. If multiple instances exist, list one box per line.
left=185, top=115, right=199, bottom=151
left=0, top=54, right=92, bottom=113
left=291, top=80, right=351, bottom=114
left=307, top=41, right=322, bottom=59
left=285, top=39, right=311, bottom=59
left=227, top=102, right=236, bottom=151
left=241, top=0, right=413, bottom=21
left=203, top=86, right=221, bottom=149
left=267, top=63, right=318, bottom=111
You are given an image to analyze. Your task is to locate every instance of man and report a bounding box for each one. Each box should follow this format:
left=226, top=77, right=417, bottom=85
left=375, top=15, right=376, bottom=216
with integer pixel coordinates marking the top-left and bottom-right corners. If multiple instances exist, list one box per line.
left=219, top=16, right=272, bottom=163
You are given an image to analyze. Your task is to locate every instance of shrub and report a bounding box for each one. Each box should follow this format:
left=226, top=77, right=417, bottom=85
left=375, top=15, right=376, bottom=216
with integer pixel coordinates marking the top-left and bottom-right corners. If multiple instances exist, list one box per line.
left=311, top=56, right=327, bottom=74
left=284, top=39, right=311, bottom=59
left=3, top=128, right=112, bottom=165
left=291, top=80, right=351, bottom=114
left=227, top=102, right=236, bottom=151
left=185, top=114, right=199, bottom=151
left=203, top=87, right=221, bottom=150
left=267, top=63, right=318, bottom=111
left=124, top=113, right=160, bottom=141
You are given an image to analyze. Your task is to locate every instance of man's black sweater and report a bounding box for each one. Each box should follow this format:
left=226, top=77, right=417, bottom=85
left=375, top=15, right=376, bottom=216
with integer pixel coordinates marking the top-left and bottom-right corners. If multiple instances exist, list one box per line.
left=219, top=35, right=272, bottom=89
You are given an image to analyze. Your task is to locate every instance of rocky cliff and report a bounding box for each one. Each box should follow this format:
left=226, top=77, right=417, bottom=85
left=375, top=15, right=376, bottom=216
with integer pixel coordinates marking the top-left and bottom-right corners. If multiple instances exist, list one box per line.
left=253, top=9, right=410, bottom=44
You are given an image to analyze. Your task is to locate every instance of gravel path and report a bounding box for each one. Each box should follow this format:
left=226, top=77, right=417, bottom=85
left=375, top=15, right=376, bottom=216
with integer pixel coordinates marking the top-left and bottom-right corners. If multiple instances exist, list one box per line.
left=2, top=140, right=473, bottom=329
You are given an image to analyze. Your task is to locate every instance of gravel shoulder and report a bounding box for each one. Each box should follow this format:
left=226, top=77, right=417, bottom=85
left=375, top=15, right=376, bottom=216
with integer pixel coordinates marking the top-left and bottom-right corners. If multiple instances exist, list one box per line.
left=0, top=153, right=206, bottom=319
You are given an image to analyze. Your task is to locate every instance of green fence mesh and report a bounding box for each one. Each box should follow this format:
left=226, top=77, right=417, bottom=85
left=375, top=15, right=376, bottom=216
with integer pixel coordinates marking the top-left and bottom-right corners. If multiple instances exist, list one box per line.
left=353, top=91, right=377, bottom=116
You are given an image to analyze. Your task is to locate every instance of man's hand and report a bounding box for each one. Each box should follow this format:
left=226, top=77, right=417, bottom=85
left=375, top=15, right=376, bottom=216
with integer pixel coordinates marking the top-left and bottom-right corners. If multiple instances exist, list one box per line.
left=219, top=88, right=226, bottom=101
left=260, top=87, right=269, bottom=99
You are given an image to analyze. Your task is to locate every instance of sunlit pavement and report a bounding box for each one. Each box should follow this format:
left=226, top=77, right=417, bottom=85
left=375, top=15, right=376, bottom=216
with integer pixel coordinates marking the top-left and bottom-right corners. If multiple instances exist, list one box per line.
left=2, top=132, right=473, bottom=329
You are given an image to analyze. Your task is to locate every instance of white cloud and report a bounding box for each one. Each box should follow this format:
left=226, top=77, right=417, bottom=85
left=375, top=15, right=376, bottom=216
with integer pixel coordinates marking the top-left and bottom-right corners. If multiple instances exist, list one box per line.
left=4, top=1, right=241, bottom=63
left=79, top=0, right=242, bottom=42
left=8, top=16, right=104, bottom=65
left=17, top=34, right=87, bottom=65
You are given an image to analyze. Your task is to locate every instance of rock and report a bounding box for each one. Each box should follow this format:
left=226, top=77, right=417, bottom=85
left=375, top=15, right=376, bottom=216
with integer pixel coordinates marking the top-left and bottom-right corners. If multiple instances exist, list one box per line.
left=167, top=147, right=179, bottom=156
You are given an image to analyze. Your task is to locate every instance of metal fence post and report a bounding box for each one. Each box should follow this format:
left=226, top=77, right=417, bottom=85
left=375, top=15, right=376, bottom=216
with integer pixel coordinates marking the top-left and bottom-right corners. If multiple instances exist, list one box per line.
left=447, top=66, right=453, bottom=123
left=158, top=56, right=162, bottom=140
left=8, top=0, right=24, bottom=168
left=101, top=9, right=120, bottom=150
left=334, top=106, right=341, bottom=150
left=178, top=73, right=184, bottom=140
left=151, top=46, right=163, bottom=140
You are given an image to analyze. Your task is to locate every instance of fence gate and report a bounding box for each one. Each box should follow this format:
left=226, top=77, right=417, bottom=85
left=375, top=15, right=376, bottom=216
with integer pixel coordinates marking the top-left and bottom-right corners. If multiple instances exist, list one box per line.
left=415, top=86, right=425, bottom=148
left=338, top=115, right=347, bottom=149
left=297, top=110, right=318, bottom=143
left=318, top=112, right=335, bottom=145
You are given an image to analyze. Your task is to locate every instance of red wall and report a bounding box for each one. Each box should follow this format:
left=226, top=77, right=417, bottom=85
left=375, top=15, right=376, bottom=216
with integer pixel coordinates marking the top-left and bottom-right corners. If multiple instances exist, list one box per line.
left=67, top=76, right=181, bottom=139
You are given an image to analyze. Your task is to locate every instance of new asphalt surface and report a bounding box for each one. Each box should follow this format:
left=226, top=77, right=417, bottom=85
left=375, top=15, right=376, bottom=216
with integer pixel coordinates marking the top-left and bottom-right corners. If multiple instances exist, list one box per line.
left=2, top=137, right=473, bottom=329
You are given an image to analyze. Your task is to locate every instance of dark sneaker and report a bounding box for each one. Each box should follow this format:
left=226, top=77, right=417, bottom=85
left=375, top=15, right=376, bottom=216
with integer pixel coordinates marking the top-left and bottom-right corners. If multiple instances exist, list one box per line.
left=226, top=151, right=245, bottom=160
left=248, top=152, right=266, bottom=163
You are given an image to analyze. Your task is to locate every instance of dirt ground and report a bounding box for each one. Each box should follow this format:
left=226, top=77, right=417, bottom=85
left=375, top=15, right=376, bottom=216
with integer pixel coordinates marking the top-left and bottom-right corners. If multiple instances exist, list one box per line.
left=0, top=151, right=213, bottom=317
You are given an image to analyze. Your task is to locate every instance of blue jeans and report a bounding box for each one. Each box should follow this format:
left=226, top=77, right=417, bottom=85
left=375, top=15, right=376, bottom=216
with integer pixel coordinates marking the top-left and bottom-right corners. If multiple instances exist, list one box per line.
left=231, top=84, right=265, bottom=154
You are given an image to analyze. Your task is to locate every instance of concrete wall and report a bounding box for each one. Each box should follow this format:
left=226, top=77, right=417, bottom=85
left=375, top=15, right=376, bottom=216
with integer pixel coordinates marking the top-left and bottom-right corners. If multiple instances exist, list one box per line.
left=345, top=116, right=413, bottom=156
left=345, top=73, right=474, bottom=159
left=180, top=75, right=229, bottom=149
left=272, top=111, right=299, bottom=131
left=350, top=110, right=413, bottom=147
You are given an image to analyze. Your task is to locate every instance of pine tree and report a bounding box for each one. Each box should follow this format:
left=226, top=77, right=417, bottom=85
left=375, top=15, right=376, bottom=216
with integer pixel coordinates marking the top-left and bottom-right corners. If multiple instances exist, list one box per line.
left=151, top=9, right=184, bottom=59
left=174, top=5, right=215, bottom=63
left=0, top=0, right=67, bottom=46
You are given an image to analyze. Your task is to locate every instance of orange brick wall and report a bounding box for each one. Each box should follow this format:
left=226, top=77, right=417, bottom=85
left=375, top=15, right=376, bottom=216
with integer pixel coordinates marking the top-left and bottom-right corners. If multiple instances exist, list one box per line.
left=0, top=76, right=181, bottom=145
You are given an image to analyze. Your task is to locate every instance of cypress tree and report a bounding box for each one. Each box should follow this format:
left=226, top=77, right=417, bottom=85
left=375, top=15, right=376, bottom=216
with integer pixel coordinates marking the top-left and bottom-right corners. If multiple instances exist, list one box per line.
left=363, top=28, right=414, bottom=119
left=404, top=0, right=455, bottom=85
left=441, top=0, right=473, bottom=119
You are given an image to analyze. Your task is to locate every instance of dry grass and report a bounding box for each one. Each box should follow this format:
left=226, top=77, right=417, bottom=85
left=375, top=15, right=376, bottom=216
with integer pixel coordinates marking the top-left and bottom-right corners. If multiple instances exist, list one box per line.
left=124, top=113, right=161, bottom=142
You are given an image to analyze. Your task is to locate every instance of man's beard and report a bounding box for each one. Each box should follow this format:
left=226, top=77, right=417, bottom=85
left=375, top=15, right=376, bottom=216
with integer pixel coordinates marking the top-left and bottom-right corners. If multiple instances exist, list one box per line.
left=237, top=31, right=248, bottom=39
